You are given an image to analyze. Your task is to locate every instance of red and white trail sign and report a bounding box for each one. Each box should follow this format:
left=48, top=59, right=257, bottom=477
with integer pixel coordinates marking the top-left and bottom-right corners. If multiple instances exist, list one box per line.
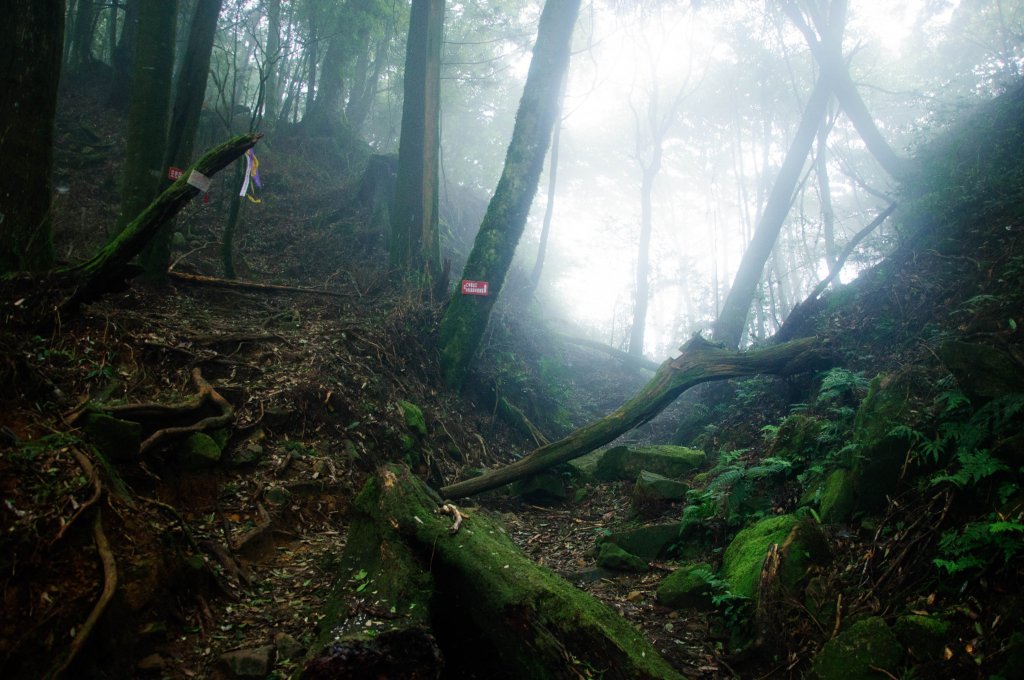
left=167, top=166, right=184, bottom=180
left=461, top=280, right=489, bottom=296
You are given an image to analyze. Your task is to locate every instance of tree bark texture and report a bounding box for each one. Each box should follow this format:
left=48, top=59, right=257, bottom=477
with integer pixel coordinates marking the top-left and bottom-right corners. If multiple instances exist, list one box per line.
left=115, top=0, right=176, bottom=242
left=438, top=0, right=581, bottom=389
left=314, top=465, right=683, bottom=679
left=441, top=335, right=826, bottom=499
left=712, top=76, right=831, bottom=349
left=65, top=134, right=261, bottom=307
left=390, top=0, right=444, bottom=274
left=69, top=0, right=95, bottom=69
left=0, top=0, right=64, bottom=273
left=142, top=0, right=224, bottom=279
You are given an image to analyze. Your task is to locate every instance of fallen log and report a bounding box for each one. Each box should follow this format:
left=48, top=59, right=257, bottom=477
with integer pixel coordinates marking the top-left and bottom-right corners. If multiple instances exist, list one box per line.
left=441, top=334, right=829, bottom=499
left=61, top=133, right=262, bottom=311
left=305, top=465, right=681, bottom=680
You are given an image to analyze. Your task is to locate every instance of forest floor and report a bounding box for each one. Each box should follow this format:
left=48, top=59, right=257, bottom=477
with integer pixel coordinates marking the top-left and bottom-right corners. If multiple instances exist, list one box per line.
left=5, top=87, right=1024, bottom=679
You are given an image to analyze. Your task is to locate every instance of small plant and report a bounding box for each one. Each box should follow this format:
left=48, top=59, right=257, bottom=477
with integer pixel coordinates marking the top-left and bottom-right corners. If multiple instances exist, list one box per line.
left=815, top=368, right=869, bottom=406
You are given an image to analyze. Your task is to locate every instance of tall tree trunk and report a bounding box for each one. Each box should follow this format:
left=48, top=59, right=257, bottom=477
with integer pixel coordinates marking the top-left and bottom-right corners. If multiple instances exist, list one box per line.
left=784, top=0, right=911, bottom=180
left=303, top=8, right=318, bottom=122
left=69, top=0, right=95, bottom=69
left=346, top=29, right=390, bottom=133
left=437, top=0, right=580, bottom=389
left=712, top=76, right=831, bottom=349
left=0, top=0, right=64, bottom=273
left=107, top=0, right=139, bottom=110
left=115, top=0, right=177, bottom=242
left=816, top=120, right=837, bottom=271
left=528, top=79, right=565, bottom=291
left=263, top=0, right=281, bottom=126
left=141, top=0, right=223, bottom=280
left=105, top=0, right=119, bottom=64
left=390, top=0, right=445, bottom=275
left=303, top=4, right=356, bottom=133
left=629, top=162, right=657, bottom=356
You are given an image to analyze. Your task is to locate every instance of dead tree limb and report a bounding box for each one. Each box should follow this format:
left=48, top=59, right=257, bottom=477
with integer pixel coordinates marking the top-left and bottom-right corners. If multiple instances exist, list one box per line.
left=441, top=335, right=828, bottom=499
left=556, top=333, right=661, bottom=371
left=60, top=133, right=262, bottom=310
left=167, top=270, right=352, bottom=298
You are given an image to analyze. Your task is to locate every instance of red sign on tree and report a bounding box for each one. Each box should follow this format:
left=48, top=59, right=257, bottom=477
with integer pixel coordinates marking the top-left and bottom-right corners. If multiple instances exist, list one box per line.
left=461, top=280, right=489, bottom=296
left=167, top=166, right=184, bottom=180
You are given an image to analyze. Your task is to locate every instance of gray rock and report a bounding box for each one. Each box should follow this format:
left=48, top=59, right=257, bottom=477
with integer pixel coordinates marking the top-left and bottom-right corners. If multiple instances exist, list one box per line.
left=219, top=645, right=277, bottom=678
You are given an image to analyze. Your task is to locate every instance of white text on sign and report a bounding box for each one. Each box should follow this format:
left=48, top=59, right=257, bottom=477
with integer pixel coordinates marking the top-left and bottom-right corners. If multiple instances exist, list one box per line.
left=461, top=280, right=489, bottom=296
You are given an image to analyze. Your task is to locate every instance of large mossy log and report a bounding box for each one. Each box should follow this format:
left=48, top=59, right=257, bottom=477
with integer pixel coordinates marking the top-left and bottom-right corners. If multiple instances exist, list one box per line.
left=442, top=335, right=828, bottom=499
left=305, top=465, right=681, bottom=680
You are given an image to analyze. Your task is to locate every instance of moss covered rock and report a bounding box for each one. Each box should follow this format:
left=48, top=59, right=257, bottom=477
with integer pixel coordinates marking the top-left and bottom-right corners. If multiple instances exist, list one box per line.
left=720, top=514, right=829, bottom=600
left=818, top=468, right=857, bottom=523
left=893, top=614, right=950, bottom=661
left=511, top=470, right=571, bottom=504
left=633, top=470, right=688, bottom=502
left=848, top=374, right=912, bottom=511
left=769, top=414, right=824, bottom=462
left=598, top=522, right=689, bottom=560
left=594, top=445, right=706, bottom=481
left=595, top=542, right=649, bottom=572
left=656, top=563, right=715, bottom=610
left=82, top=412, right=142, bottom=462
left=180, top=431, right=223, bottom=468
left=398, top=400, right=428, bottom=436
left=810, top=616, right=903, bottom=680
left=939, top=341, right=1024, bottom=404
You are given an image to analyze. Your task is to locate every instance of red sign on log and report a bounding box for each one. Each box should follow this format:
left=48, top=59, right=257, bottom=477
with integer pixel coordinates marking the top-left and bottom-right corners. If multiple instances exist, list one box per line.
left=167, top=166, right=184, bottom=180
left=461, top=280, right=489, bottom=296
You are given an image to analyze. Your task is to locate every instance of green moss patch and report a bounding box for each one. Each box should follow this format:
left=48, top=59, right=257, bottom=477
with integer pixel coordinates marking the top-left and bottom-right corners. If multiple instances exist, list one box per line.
left=594, top=445, right=706, bottom=481
left=721, top=514, right=829, bottom=600
left=656, top=563, right=715, bottom=610
left=810, top=616, right=903, bottom=680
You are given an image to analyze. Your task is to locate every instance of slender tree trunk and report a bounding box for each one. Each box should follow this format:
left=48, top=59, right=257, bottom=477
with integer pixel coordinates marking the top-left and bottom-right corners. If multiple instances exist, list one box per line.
left=817, top=120, right=837, bottom=271
left=0, top=0, right=64, bottom=273
left=70, top=0, right=95, bottom=69
left=437, top=0, right=581, bottom=389
left=264, top=0, right=282, bottom=126
left=390, top=0, right=445, bottom=275
left=107, top=0, right=139, bottom=110
left=115, top=0, right=177, bottom=246
left=712, top=76, right=831, bottom=349
left=528, top=76, right=567, bottom=290
left=141, top=0, right=223, bottom=280
left=303, top=9, right=318, bottom=120
left=784, top=0, right=911, bottom=180
left=105, top=0, right=119, bottom=64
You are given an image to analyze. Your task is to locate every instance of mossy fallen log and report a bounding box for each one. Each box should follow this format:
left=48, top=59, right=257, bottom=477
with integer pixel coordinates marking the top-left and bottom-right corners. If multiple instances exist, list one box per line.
left=61, top=133, right=262, bottom=311
left=306, top=465, right=682, bottom=680
left=442, top=335, right=829, bottom=499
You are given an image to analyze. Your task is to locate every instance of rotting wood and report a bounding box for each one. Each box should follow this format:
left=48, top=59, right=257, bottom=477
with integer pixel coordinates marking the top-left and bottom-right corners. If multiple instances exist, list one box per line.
left=441, top=335, right=829, bottom=499
left=310, top=465, right=683, bottom=679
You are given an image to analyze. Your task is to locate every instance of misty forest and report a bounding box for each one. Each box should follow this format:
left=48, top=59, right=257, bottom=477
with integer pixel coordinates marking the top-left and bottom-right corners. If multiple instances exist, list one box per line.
left=3, top=0, right=1024, bottom=678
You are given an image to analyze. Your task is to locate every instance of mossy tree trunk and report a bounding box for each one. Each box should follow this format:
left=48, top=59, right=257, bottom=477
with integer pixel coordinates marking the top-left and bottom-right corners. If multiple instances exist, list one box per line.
left=390, top=0, right=444, bottom=278
left=64, top=134, right=261, bottom=308
left=115, top=0, right=176, bottom=276
left=141, top=0, right=224, bottom=280
left=437, top=0, right=581, bottom=389
left=310, top=465, right=683, bottom=679
left=441, top=335, right=827, bottom=499
left=0, top=0, right=64, bottom=273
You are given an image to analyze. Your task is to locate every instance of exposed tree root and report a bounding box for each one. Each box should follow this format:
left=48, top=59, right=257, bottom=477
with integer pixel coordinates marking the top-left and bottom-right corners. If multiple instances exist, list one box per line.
left=49, top=446, right=101, bottom=545
left=78, top=367, right=235, bottom=456
left=49, top=509, right=117, bottom=679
